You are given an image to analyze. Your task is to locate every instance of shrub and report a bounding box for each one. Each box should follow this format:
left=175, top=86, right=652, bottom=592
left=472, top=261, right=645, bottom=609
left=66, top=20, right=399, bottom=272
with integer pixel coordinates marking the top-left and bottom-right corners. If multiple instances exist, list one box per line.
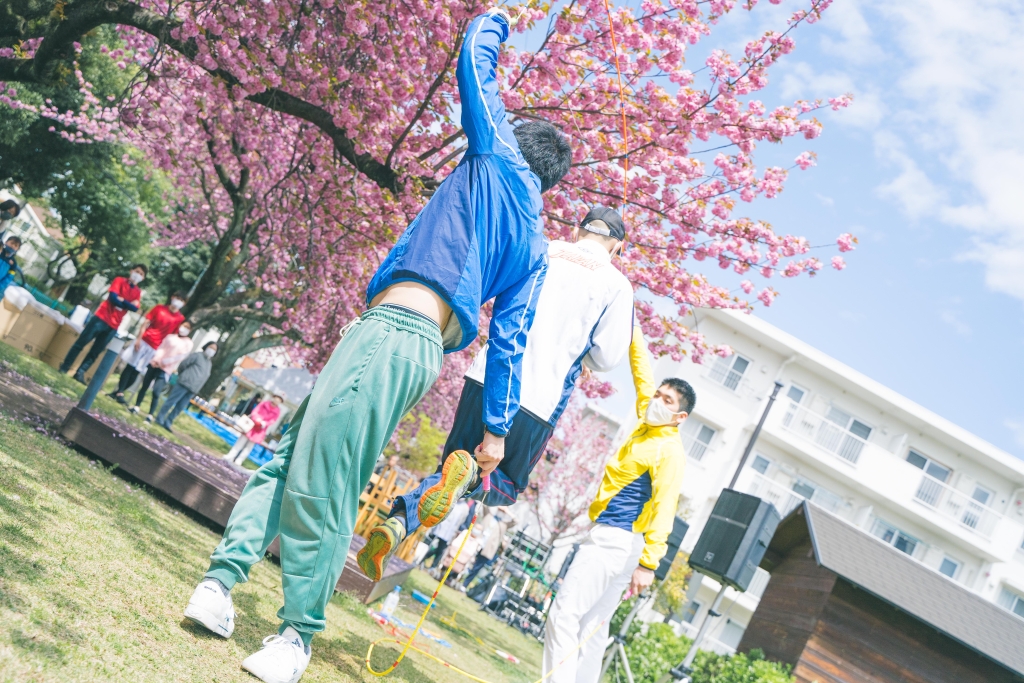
left=617, top=623, right=795, bottom=683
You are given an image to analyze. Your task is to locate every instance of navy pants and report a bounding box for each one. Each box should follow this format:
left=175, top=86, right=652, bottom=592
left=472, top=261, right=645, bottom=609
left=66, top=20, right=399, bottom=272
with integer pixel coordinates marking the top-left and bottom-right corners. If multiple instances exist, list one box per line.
left=59, top=315, right=116, bottom=375
left=393, top=379, right=553, bottom=533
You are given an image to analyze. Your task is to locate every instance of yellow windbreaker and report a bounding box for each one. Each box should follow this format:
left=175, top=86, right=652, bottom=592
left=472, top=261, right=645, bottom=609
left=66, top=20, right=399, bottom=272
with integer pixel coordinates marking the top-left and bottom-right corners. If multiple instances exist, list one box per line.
left=587, top=326, right=686, bottom=569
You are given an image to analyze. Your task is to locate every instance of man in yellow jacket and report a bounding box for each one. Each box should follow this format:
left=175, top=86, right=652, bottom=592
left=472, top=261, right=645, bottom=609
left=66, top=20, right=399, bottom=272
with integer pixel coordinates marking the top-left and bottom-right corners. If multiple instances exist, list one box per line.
left=542, top=324, right=694, bottom=683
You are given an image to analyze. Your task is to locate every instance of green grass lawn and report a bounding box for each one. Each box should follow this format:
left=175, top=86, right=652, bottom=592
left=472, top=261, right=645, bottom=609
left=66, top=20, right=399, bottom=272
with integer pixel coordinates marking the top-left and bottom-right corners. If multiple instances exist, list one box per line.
left=0, top=341, right=232, bottom=457
left=0, top=408, right=544, bottom=682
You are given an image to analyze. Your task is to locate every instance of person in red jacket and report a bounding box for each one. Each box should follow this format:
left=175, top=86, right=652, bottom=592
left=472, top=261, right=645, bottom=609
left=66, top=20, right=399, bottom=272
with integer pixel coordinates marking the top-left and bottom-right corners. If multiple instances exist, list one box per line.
left=110, top=291, right=188, bottom=405
left=59, top=265, right=147, bottom=382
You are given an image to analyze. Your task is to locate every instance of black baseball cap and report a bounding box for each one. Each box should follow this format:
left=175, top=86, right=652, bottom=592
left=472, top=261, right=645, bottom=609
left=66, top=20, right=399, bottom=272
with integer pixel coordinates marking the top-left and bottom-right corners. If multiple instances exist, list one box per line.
left=580, top=206, right=626, bottom=241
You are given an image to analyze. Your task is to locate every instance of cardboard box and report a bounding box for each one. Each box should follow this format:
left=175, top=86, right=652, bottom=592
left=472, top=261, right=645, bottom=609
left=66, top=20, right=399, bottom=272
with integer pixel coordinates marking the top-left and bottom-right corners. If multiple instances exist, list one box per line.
left=0, top=298, right=20, bottom=339
left=3, top=301, right=62, bottom=359
left=42, top=322, right=83, bottom=369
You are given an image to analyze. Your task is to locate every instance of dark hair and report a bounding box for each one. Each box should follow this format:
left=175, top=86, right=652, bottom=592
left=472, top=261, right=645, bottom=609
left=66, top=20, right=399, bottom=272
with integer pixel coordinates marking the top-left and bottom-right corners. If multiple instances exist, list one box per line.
left=512, top=121, right=572, bottom=193
left=660, top=378, right=696, bottom=415
left=0, top=200, right=20, bottom=217
left=131, top=263, right=148, bottom=276
left=170, top=291, right=189, bottom=303
left=5, top=235, right=22, bottom=248
left=202, top=341, right=218, bottom=351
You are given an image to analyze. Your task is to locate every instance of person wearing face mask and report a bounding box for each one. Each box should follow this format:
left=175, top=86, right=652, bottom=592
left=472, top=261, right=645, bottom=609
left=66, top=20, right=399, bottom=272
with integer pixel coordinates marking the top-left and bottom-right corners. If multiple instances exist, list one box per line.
left=156, top=341, right=218, bottom=431
left=110, top=292, right=188, bottom=405
left=226, top=394, right=285, bottom=465
left=59, top=264, right=147, bottom=381
left=0, top=235, right=23, bottom=294
left=542, top=324, right=695, bottom=683
left=134, top=320, right=195, bottom=420
left=359, top=206, right=634, bottom=582
left=0, top=200, right=21, bottom=225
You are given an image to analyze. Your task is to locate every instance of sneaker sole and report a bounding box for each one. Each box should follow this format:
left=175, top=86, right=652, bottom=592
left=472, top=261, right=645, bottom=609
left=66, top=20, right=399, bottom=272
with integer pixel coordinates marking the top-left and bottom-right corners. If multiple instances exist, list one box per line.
left=184, top=602, right=233, bottom=638
left=357, top=525, right=399, bottom=582
left=418, top=450, right=475, bottom=528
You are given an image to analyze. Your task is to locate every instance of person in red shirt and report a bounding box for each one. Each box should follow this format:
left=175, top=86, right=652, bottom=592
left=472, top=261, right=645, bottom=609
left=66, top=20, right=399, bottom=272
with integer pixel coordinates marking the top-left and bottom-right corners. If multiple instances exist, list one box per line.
left=110, top=291, right=188, bottom=405
left=59, top=264, right=147, bottom=382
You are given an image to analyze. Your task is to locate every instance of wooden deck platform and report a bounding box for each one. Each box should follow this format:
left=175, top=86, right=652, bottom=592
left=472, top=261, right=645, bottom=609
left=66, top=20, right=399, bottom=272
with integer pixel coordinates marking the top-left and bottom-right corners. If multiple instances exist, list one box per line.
left=59, top=407, right=411, bottom=604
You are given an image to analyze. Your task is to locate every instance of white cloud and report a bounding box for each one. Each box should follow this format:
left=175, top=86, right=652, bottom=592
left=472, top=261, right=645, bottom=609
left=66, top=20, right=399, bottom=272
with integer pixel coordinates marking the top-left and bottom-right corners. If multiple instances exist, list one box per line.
left=818, top=0, right=1024, bottom=304
left=939, top=310, right=971, bottom=337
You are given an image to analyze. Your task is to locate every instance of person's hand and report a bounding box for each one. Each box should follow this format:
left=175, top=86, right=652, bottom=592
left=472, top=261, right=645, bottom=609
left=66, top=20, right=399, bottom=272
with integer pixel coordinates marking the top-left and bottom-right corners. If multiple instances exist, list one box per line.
left=475, top=431, right=505, bottom=477
left=629, top=566, right=655, bottom=597
left=133, top=338, right=143, bottom=351
left=580, top=365, right=593, bottom=381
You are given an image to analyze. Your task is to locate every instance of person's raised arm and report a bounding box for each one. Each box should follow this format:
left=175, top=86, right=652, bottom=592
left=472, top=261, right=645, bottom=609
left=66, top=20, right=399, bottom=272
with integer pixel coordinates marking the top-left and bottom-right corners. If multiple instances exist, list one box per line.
left=476, top=258, right=548, bottom=473
left=629, top=325, right=657, bottom=419
left=456, top=10, right=520, bottom=160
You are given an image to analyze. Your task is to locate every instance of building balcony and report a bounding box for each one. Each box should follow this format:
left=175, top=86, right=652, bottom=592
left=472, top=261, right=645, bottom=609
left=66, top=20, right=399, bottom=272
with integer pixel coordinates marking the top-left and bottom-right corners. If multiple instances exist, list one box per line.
left=738, top=469, right=854, bottom=522
left=761, top=400, right=1024, bottom=563
left=912, top=473, right=1001, bottom=540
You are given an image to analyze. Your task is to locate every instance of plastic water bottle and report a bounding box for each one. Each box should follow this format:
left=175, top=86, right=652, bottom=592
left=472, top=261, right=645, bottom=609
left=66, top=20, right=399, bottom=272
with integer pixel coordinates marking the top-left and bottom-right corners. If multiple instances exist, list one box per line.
left=380, top=586, right=401, bottom=617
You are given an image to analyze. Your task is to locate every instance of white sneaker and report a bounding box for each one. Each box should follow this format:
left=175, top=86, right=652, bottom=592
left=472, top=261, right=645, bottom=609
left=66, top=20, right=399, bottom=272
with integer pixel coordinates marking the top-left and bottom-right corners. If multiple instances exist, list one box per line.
left=184, top=579, right=235, bottom=638
left=241, top=627, right=311, bottom=683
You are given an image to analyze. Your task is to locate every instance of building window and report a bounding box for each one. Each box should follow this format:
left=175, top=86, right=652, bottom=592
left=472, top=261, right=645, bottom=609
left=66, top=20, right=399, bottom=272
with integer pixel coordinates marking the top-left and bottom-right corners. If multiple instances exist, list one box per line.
left=906, top=450, right=951, bottom=483
left=708, top=354, right=750, bottom=391
left=814, top=405, right=872, bottom=463
left=680, top=419, right=716, bottom=462
left=997, top=588, right=1024, bottom=620
left=971, top=485, right=993, bottom=507
left=938, top=556, right=960, bottom=579
left=681, top=600, right=701, bottom=624
left=871, top=519, right=919, bottom=557
left=786, top=384, right=806, bottom=404
left=750, top=455, right=771, bottom=475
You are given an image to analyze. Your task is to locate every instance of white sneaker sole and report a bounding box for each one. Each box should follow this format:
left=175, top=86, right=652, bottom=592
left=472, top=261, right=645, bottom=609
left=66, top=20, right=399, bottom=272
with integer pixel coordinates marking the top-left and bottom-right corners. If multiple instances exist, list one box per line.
left=184, top=603, right=233, bottom=638
left=241, top=658, right=305, bottom=683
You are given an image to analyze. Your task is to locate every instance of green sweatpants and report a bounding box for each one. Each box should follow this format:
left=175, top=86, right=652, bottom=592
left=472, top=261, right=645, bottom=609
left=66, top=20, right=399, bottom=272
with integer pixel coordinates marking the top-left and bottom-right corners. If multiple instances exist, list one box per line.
left=205, top=306, right=443, bottom=643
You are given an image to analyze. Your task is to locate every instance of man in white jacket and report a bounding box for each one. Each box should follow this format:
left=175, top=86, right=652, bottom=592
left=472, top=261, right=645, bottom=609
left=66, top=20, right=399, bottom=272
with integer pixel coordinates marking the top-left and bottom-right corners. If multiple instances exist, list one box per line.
left=359, top=206, right=634, bottom=581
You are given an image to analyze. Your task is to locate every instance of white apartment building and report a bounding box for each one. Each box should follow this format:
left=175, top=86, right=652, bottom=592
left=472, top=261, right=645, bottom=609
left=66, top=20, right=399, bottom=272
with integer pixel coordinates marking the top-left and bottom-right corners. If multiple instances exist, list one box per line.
left=636, top=308, right=1024, bottom=654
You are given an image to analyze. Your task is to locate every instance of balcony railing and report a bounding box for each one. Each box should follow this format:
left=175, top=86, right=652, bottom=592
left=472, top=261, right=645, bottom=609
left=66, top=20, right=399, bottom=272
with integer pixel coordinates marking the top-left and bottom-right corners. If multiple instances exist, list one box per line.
left=913, top=474, right=1001, bottom=539
left=779, top=401, right=867, bottom=465
left=743, top=471, right=848, bottom=519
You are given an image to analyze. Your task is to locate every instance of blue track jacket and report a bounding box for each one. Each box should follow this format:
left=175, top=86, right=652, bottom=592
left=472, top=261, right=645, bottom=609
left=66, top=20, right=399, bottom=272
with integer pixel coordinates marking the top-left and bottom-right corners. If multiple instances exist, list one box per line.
left=366, top=10, right=549, bottom=436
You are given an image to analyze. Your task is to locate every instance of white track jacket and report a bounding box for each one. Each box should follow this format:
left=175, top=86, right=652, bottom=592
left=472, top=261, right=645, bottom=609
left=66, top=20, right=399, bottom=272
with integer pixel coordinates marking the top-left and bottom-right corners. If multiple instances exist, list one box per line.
left=465, top=239, right=633, bottom=425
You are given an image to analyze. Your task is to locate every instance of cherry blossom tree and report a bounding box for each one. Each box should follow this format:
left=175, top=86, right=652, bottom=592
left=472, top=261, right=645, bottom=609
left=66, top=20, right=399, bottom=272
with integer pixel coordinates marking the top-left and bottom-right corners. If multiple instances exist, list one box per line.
left=523, top=400, right=617, bottom=543
left=1, top=0, right=856, bottom=408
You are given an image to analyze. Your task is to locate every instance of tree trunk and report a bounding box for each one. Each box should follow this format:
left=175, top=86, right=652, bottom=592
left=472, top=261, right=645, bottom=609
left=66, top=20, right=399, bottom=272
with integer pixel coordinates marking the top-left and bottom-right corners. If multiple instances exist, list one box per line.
left=197, top=317, right=289, bottom=398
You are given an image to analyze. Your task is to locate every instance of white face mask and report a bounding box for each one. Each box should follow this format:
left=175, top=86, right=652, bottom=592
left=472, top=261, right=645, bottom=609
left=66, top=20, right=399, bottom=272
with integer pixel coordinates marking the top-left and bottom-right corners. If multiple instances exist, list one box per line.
left=644, top=398, right=683, bottom=427
left=170, top=298, right=185, bottom=310
left=178, top=326, right=191, bottom=336
left=129, top=271, right=144, bottom=284
left=204, top=348, right=216, bottom=358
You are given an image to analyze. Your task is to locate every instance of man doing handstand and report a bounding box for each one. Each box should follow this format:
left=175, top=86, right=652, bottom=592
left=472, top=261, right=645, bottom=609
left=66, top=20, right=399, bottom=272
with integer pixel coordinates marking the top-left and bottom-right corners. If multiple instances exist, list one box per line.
left=182, top=9, right=571, bottom=683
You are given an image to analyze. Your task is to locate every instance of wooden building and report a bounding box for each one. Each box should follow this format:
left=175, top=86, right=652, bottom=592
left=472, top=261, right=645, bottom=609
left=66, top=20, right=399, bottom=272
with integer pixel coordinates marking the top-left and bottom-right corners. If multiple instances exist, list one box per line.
left=739, top=503, right=1024, bottom=683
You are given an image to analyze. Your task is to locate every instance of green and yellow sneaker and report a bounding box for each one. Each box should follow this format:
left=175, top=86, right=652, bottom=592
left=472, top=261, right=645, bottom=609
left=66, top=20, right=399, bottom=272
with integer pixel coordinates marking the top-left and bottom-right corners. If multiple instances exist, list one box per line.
left=418, top=449, right=479, bottom=529
left=357, top=517, right=406, bottom=582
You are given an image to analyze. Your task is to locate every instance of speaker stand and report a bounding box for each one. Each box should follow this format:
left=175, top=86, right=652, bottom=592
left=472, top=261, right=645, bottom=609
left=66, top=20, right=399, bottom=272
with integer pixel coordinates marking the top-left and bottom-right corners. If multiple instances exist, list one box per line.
left=658, top=583, right=729, bottom=683
left=599, top=590, right=655, bottom=683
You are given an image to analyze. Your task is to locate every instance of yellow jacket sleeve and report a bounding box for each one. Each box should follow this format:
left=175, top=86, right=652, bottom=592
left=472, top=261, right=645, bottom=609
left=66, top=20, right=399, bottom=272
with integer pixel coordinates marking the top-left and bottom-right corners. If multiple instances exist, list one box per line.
left=638, top=444, right=686, bottom=570
left=630, top=326, right=657, bottom=420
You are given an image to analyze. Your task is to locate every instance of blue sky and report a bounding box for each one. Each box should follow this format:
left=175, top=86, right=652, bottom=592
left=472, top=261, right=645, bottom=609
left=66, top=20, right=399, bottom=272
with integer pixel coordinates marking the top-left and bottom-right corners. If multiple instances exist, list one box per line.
left=513, top=0, right=1024, bottom=457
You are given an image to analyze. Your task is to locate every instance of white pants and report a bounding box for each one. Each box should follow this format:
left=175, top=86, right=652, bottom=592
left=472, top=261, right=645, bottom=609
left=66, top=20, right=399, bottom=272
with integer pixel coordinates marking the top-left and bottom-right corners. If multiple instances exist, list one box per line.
left=543, top=524, right=645, bottom=683
left=226, top=436, right=256, bottom=464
